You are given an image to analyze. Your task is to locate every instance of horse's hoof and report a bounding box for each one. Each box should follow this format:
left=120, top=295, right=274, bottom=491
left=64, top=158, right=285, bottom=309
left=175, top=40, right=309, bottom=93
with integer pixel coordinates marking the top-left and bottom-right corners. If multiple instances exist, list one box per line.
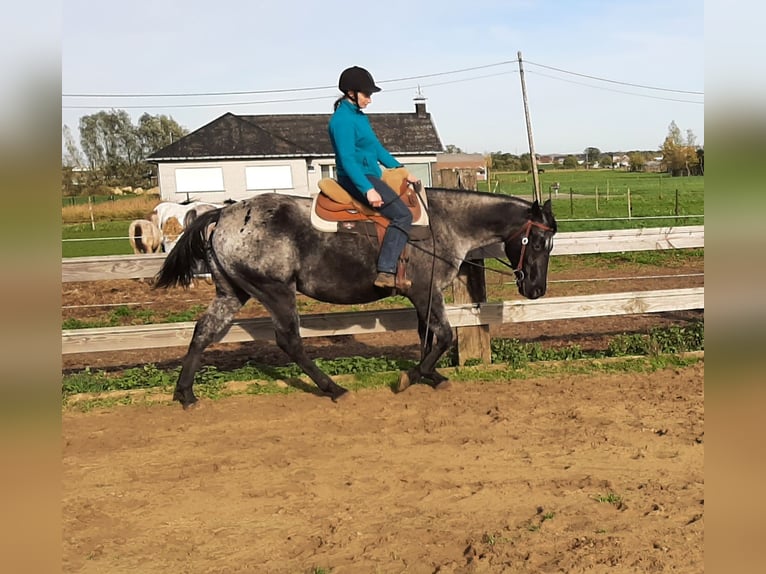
left=177, top=397, right=199, bottom=410
left=331, top=389, right=352, bottom=403
left=433, top=380, right=453, bottom=391
left=396, top=371, right=411, bottom=393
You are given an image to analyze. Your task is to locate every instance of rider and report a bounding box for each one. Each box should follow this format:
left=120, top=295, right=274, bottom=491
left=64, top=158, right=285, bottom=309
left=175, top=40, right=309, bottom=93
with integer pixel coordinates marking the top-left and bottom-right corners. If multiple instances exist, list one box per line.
left=328, top=66, right=420, bottom=290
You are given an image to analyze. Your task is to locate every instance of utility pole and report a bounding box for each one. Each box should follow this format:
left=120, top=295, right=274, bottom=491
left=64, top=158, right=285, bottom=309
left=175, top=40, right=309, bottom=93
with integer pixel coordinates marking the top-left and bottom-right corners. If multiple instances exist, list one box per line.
left=517, top=51, right=541, bottom=203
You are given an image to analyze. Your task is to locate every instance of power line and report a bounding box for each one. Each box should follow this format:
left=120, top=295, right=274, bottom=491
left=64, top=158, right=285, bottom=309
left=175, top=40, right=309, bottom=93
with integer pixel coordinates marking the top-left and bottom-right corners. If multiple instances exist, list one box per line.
left=62, top=61, right=517, bottom=99
left=62, top=71, right=518, bottom=110
left=524, top=59, right=703, bottom=95
left=528, top=70, right=704, bottom=104
left=63, top=58, right=701, bottom=101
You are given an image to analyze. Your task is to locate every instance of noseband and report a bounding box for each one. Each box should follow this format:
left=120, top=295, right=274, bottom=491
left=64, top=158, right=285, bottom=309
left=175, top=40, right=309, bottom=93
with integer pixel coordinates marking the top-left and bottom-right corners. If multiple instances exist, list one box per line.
left=503, top=220, right=554, bottom=282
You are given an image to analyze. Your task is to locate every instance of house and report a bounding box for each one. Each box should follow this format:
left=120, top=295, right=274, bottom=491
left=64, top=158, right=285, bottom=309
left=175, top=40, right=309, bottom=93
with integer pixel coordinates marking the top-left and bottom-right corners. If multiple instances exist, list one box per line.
left=147, top=97, right=444, bottom=202
left=611, top=154, right=630, bottom=169
left=433, top=152, right=487, bottom=182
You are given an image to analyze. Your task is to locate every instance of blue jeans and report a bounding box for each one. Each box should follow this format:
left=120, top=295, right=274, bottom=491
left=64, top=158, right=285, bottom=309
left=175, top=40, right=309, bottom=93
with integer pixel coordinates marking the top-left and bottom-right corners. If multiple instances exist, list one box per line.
left=338, top=175, right=413, bottom=274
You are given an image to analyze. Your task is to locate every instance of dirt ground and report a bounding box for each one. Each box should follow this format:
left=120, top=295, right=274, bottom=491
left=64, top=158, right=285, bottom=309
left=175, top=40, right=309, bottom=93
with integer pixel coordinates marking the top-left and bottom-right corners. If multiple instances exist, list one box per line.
left=62, top=256, right=704, bottom=572
left=62, top=361, right=704, bottom=574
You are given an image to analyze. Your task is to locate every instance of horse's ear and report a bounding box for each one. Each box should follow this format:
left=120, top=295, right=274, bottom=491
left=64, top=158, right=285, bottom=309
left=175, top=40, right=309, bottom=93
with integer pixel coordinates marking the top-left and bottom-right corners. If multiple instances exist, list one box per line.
left=529, top=200, right=542, bottom=216
left=542, top=198, right=553, bottom=214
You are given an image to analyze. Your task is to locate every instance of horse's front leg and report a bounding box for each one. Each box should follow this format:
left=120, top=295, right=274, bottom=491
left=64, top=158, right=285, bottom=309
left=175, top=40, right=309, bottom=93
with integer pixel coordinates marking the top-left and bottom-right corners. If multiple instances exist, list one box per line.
left=417, top=317, right=435, bottom=362
left=398, top=299, right=453, bottom=392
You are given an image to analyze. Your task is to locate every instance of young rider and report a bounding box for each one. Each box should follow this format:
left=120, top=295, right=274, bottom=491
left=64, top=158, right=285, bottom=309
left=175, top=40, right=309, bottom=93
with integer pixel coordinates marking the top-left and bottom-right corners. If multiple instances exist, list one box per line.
left=328, top=66, right=420, bottom=290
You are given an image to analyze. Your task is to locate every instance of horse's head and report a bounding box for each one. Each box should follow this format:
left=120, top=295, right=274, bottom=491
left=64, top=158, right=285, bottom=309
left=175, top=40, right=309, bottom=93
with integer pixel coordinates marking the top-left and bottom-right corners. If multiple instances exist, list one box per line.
left=504, top=198, right=557, bottom=299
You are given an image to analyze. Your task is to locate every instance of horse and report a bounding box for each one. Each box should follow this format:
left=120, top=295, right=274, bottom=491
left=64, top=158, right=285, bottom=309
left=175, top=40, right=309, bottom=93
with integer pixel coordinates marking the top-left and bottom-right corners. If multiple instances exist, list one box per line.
left=154, top=187, right=557, bottom=409
left=150, top=200, right=224, bottom=252
left=128, top=219, right=162, bottom=254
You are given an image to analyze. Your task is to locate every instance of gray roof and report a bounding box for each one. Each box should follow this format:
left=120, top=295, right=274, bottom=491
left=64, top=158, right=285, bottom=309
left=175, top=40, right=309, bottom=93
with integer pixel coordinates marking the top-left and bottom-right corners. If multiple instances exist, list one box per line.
left=148, top=108, right=444, bottom=161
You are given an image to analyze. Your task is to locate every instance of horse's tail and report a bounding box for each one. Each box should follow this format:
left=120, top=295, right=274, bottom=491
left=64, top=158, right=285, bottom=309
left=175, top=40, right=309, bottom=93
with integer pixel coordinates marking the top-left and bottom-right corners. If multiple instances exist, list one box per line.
left=134, top=222, right=147, bottom=254
left=154, top=208, right=222, bottom=289
left=128, top=220, right=144, bottom=254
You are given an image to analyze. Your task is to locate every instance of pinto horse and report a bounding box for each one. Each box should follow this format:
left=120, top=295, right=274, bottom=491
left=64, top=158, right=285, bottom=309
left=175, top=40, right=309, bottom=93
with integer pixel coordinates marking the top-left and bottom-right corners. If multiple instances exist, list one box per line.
left=155, top=186, right=557, bottom=409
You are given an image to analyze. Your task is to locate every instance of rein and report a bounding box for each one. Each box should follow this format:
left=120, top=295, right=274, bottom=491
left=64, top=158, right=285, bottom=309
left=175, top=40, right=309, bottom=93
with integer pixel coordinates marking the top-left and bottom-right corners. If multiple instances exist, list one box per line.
left=502, top=220, right=555, bottom=282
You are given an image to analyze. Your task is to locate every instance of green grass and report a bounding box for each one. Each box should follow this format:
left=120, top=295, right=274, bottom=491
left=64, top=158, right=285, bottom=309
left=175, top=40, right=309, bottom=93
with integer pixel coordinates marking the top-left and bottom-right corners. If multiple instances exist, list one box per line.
left=62, top=220, right=135, bottom=257
left=62, top=321, right=703, bottom=404
left=479, top=170, right=703, bottom=232
left=594, top=492, right=623, bottom=506
left=62, top=304, right=207, bottom=330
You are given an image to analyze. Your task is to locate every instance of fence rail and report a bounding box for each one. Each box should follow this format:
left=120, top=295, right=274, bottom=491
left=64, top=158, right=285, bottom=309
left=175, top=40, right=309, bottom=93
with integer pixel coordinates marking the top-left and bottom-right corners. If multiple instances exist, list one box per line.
left=62, top=225, right=704, bottom=283
left=61, top=225, right=704, bottom=358
left=62, top=288, right=704, bottom=355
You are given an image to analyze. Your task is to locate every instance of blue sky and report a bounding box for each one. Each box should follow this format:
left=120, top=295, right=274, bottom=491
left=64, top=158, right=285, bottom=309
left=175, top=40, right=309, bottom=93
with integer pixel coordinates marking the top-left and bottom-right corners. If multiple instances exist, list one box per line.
left=61, top=0, right=705, bottom=155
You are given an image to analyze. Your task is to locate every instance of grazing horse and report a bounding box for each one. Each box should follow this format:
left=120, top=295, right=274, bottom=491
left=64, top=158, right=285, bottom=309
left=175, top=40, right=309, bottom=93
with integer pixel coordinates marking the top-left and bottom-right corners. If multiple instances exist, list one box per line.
left=150, top=201, right=224, bottom=252
left=155, top=188, right=557, bottom=409
left=128, top=219, right=162, bottom=254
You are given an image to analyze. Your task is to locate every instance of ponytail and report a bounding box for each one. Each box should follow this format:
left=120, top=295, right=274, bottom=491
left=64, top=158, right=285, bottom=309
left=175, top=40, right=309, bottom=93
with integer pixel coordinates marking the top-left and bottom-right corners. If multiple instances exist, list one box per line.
left=333, top=92, right=360, bottom=111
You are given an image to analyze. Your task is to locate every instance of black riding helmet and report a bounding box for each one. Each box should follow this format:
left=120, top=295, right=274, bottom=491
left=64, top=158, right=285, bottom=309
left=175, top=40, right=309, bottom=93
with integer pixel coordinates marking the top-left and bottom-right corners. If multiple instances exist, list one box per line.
left=338, top=66, right=382, bottom=95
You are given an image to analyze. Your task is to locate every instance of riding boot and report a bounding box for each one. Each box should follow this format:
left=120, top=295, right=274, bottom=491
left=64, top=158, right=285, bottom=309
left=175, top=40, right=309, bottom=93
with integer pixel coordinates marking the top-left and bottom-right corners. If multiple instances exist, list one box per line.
left=374, top=271, right=411, bottom=290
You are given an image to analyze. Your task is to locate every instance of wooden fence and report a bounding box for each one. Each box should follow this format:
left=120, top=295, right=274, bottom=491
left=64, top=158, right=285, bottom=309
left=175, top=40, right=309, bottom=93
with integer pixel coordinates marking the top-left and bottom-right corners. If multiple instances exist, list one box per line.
left=62, top=226, right=704, bottom=357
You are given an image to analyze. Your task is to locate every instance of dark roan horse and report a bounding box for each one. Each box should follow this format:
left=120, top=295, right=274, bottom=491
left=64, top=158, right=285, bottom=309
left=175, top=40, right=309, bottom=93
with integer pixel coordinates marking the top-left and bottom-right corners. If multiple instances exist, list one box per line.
left=155, top=187, right=557, bottom=408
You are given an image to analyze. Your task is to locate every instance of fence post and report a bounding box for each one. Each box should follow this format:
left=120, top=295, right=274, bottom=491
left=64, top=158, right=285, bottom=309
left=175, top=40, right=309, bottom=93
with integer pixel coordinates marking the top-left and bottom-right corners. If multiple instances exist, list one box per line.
left=627, top=187, right=632, bottom=219
left=453, top=262, right=491, bottom=366
left=88, top=196, right=96, bottom=231
left=595, top=186, right=599, bottom=213
left=452, top=174, right=490, bottom=365
left=675, top=189, right=679, bottom=224
left=569, top=187, right=574, bottom=216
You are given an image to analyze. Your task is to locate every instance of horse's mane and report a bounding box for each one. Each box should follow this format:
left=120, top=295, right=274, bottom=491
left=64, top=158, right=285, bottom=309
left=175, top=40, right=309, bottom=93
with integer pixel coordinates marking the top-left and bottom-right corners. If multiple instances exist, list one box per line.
left=425, top=187, right=534, bottom=208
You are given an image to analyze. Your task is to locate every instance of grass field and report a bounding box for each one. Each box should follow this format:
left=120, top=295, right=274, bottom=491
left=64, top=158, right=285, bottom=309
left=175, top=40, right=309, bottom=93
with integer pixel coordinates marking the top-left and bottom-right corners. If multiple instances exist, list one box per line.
left=481, top=169, right=703, bottom=232
left=61, top=171, right=703, bottom=257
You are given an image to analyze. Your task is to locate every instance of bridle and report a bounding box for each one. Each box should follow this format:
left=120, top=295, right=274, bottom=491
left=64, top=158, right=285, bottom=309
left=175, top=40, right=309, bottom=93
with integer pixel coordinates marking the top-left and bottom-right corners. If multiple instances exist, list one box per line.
left=498, top=219, right=555, bottom=282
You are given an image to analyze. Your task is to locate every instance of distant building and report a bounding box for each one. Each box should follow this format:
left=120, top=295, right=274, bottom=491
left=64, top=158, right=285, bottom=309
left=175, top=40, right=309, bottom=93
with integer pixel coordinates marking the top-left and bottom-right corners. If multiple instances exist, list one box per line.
left=433, top=152, right=487, bottom=181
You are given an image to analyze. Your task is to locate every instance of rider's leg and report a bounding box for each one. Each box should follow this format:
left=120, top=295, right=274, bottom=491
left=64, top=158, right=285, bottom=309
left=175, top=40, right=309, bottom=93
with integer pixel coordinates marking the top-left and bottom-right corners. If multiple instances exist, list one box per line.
left=367, top=176, right=413, bottom=287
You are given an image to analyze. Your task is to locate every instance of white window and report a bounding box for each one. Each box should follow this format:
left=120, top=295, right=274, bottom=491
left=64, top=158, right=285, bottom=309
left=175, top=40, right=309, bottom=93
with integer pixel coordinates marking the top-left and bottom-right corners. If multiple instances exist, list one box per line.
left=245, top=165, right=293, bottom=190
left=175, top=167, right=225, bottom=193
left=402, top=163, right=431, bottom=186
left=320, top=164, right=337, bottom=179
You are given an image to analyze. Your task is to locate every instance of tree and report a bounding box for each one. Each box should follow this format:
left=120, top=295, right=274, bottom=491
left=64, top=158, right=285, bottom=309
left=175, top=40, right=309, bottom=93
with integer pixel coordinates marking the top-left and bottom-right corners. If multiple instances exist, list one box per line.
left=519, top=153, right=532, bottom=172
left=628, top=152, right=646, bottom=172
left=599, top=153, right=613, bottom=169
left=562, top=155, right=578, bottom=169
left=489, top=151, right=522, bottom=171
left=444, top=144, right=463, bottom=154
left=77, top=110, right=188, bottom=191
left=661, top=121, right=700, bottom=176
left=584, top=147, right=600, bottom=168
left=62, top=125, right=84, bottom=168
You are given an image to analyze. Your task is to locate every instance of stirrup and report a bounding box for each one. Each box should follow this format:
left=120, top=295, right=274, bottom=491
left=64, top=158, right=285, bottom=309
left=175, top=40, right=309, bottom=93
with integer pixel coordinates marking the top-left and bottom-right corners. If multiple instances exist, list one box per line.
left=374, top=272, right=411, bottom=290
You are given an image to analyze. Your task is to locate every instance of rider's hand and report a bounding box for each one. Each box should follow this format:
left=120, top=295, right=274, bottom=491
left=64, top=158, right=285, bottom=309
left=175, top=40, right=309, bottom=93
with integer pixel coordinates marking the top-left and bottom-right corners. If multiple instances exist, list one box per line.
left=405, top=174, right=421, bottom=190
left=366, top=188, right=383, bottom=208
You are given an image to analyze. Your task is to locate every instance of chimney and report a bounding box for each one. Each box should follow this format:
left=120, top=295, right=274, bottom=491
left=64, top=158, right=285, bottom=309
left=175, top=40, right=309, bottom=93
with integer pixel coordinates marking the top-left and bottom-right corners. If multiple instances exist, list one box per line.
left=414, top=87, right=427, bottom=118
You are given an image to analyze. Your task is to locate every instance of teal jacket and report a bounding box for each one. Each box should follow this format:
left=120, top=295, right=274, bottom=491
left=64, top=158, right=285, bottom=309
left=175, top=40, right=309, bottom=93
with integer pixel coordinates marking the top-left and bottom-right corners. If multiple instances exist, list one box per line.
left=328, top=98, right=402, bottom=194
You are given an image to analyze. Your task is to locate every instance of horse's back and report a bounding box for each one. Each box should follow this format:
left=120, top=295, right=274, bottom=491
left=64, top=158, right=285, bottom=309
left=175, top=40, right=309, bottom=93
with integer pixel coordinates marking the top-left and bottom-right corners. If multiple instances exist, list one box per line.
left=210, top=193, right=383, bottom=302
left=212, top=194, right=313, bottom=267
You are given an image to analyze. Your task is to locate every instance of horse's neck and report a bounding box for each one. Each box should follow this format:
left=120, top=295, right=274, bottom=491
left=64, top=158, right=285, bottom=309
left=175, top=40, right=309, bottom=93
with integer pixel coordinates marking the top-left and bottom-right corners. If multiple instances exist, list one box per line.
left=426, top=188, right=529, bottom=251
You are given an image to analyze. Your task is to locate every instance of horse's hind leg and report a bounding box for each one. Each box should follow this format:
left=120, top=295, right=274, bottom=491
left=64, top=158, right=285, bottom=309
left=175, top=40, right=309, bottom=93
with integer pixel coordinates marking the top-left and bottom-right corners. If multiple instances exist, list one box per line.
left=174, top=289, right=248, bottom=408
left=252, top=283, right=349, bottom=401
